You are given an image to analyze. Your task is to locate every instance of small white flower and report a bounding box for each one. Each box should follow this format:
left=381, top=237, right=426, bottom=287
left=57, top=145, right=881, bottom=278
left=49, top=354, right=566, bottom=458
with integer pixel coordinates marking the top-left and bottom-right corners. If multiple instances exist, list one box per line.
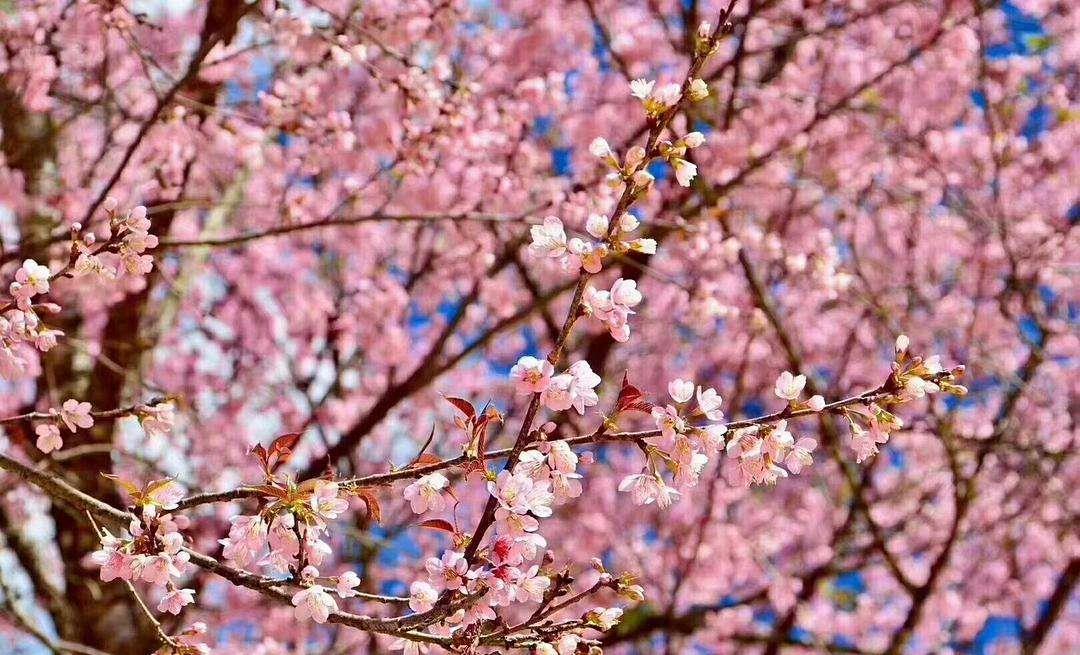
left=774, top=371, right=807, bottom=401
left=688, top=78, right=709, bottom=101
left=530, top=216, right=568, bottom=258
left=408, top=580, right=438, bottom=613
left=696, top=386, right=724, bottom=421
left=629, top=78, right=655, bottom=100
left=672, top=158, right=697, bottom=187
left=510, top=355, right=555, bottom=394
left=586, top=213, right=610, bottom=239
left=589, top=137, right=615, bottom=162
left=667, top=378, right=695, bottom=404
left=682, top=131, right=706, bottom=148
left=402, top=473, right=450, bottom=514
left=291, top=585, right=337, bottom=623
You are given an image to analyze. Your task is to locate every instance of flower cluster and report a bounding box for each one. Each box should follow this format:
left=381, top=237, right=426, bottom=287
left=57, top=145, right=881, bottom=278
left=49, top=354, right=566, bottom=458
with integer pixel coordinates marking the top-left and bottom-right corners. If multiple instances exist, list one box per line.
left=73, top=201, right=159, bottom=278
left=581, top=278, right=643, bottom=342
left=1, top=259, right=63, bottom=380
left=89, top=480, right=195, bottom=615
left=397, top=438, right=608, bottom=641
left=34, top=399, right=94, bottom=453
left=529, top=213, right=655, bottom=276
left=510, top=357, right=602, bottom=415
left=8, top=259, right=51, bottom=311
left=841, top=335, right=967, bottom=462
left=290, top=563, right=362, bottom=623
left=726, top=420, right=818, bottom=485
left=215, top=479, right=362, bottom=623
left=620, top=379, right=728, bottom=506
left=221, top=481, right=344, bottom=574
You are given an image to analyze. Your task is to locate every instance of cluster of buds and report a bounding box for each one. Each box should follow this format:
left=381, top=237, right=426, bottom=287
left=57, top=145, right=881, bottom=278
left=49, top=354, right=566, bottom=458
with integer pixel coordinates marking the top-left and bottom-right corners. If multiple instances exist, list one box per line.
left=892, top=335, right=968, bottom=398
left=592, top=138, right=655, bottom=193
left=656, top=131, right=706, bottom=187
left=89, top=480, right=195, bottom=614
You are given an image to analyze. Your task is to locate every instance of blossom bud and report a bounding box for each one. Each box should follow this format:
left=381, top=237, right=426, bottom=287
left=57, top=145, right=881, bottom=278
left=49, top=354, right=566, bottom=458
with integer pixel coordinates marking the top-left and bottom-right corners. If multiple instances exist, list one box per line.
left=103, top=196, right=119, bottom=212
left=807, top=395, right=825, bottom=412
left=624, top=145, right=646, bottom=169
left=586, top=214, right=610, bottom=240
left=688, top=78, right=709, bottom=102
left=632, top=169, right=654, bottom=188
left=590, top=557, right=605, bottom=572
left=620, top=584, right=645, bottom=601
left=697, top=21, right=711, bottom=38
left=589, top=137, right=615, bottom=162
left=682, top=131, right=706, bottom=148
left=895, top=334, right=910, bottom=354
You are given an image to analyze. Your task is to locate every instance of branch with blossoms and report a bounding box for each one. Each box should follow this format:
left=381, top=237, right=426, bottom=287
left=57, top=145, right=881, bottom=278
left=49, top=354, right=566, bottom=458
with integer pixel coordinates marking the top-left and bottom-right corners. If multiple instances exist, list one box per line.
left=0, top=4, right=975, bottom=653
left=1, top=199, right=162, bottom=379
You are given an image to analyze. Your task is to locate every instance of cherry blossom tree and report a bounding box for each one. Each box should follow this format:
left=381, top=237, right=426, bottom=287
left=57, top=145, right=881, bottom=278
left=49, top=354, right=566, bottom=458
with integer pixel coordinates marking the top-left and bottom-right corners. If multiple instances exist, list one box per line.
left=0, top=0, right=1076, bottom=654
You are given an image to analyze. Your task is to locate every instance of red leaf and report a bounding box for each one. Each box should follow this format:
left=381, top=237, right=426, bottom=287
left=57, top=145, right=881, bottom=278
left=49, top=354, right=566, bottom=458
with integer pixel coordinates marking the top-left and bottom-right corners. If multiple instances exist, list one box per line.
left=266, top=432, right=303, bottom=474
left=250, top=484, right=290, bottom=499
left=615, top=372, right=651, bottom=414
left=409, top=453, right=444, bottom=467
left=249, top=443, right=269, bottom=472
left=443, top=396, right=476, bottom=419
left=357, top=490, right=382, bottom=523
left=417, top=518, right=456, bottom=533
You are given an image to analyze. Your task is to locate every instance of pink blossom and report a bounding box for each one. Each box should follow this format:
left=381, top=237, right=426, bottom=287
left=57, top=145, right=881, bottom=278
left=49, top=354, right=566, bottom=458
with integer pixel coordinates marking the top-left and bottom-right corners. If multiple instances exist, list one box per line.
left=667, top=378, right=694, bottom=403
left=58, top=399, right=93, bottom=432
left=403, top=473, right=450, bottom=514
left=158, top=588, right=196, bottom=615
left=509, top=355, right=554, bottom=393
left=35, top=423, right=62, bottom=453
left=774, top=371, right=807, bottom=401
left=425, top=550, right=468, bottom=590
left=310, top=480, right=349, bottom=520
left=336, top=570, right=361, bottom=598
left=408, top=580, right=438, bottom=613
left=488, top=470, right=554, bottom=517
left=291, top=585, right=337, bottom=623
